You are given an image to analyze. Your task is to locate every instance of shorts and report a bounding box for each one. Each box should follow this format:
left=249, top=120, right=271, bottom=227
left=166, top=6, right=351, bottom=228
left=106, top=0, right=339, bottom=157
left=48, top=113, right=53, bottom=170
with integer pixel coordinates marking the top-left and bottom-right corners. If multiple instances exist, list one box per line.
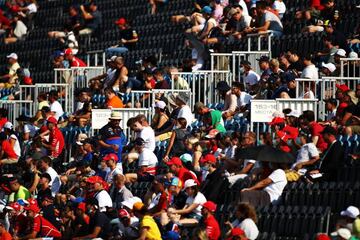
left=350, top=125, right=360, bottom=134
left=1, top=158, right=18, bottom=164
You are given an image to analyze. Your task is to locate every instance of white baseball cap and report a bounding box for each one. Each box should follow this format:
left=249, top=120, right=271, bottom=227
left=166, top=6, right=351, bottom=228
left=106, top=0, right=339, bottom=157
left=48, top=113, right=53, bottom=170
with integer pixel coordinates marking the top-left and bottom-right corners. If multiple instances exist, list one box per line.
left=184, top=179, right=197, bottom=189
left=331, top=228, right=352, bottom=239
left=349, top=52, right=359, bottom=59
left=341, top=206, right=360, bottom=219
left=334, top=49, right=346, bottom=57
left=121, top=196, right=142, bottom=210
left=3, top=122, right=13, bottom=129
left=154, top=100, right=166, bottom=109
left=76, top=133, right=88, bottom=145
left=286, top=109, right=301, bottom=118
left=6, top=53, right=18, bottom=60
left=321, top=62, right=336, bottom=73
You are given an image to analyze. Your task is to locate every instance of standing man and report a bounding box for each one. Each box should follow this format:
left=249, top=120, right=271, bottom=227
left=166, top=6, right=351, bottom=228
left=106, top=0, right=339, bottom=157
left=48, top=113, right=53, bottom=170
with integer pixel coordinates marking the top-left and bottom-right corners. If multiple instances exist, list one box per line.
left=41, top=117, right=64, bottom=161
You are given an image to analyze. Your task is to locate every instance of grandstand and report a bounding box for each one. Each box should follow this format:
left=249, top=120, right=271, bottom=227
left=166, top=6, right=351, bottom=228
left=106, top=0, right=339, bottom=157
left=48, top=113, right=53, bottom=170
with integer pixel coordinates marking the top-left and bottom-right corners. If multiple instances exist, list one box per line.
left=0, top=0, right=359, bottom=239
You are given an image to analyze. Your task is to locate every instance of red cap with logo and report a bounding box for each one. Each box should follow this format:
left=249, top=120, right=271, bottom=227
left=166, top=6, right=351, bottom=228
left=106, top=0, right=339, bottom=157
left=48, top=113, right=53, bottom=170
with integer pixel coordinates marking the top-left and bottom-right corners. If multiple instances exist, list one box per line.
left=47, top=117, right=58, bottom=124
left=200, top=154, right=216, bottom=164
left=269, top=117, right=285, bottom=125
left=202, top=201, right=217, bottom=212
left=166, top=157, right=183, bottom=166
left=103, top=153, right=119, bottom=162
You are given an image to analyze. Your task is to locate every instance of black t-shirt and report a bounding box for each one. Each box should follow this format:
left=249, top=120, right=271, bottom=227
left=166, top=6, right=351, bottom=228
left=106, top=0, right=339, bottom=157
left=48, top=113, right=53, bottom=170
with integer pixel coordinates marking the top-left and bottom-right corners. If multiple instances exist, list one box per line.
left=120, top=28, right=137, bottom=49
left=37, top=188, right=52, bottom=206
left=42, top=205, right=61, bottom=230
left=74, top=215, right=89, bottom=237
left=89, top=211, right=111, bottom=239
left=330, top=31, right=348, bottom=51
left=172, top=190, right=187, bottom=209
left=345, top=104, right=360, bottom=117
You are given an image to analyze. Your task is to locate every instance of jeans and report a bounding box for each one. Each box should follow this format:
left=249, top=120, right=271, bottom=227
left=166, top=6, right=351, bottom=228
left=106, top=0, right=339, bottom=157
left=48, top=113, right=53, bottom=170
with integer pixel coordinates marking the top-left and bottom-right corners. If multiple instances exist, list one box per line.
left=106, top=47, right=129, bottom=56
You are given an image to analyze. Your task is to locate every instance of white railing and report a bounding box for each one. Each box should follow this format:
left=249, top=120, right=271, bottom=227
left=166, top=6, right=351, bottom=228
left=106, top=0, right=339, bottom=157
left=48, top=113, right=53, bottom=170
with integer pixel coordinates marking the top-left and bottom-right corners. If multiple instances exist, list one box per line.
left=86, top=50, right=106, bottom=67
left=91, top=108, right=152, bottom=137
left=232, top=51, right=271, bottom=82
left=171, top=71, right=231, bottom=106
left=276, top=98, right=319, bottom=120
left=340, top=58, right=360, bottom=77
left=19, top=85, right=36, bottom=101
left=210, top=53, right=233, bottom=72
left=35, top=83, right=73, bottom=113
left=246, top=31, right=273, bottom=53
left=151, top=89, right=193, bottom=109
left=295, top=78, right=320, bottom=99
left=54, top=67, right=105, bottom=87
left=0, top=100, right=35, bottom=125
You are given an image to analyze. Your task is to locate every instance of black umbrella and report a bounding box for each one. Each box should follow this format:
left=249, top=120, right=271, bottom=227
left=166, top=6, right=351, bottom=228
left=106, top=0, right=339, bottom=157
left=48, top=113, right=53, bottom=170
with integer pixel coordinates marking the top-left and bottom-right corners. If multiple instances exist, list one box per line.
left=235, top=145, right=295, bottom=164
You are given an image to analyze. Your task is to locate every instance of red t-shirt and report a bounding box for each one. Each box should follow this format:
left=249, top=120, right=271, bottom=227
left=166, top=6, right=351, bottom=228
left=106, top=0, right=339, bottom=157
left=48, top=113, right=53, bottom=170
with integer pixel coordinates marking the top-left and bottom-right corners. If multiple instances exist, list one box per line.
left=0, top=231, right=12, bottom=240
left=33, top=215, right=62, bottom=238
left=1, top=140, right=17, bottom=159
left=204, top=215, right=221, bottom=240
left=70, top=57, right=87, bottom=67
left=0, top=118, right=7, bottom=130
left=177, top=167, right=200, bottom=187
left=310, top=122, right=328, bottom=152
left=49, top=127, right=65, bottom=158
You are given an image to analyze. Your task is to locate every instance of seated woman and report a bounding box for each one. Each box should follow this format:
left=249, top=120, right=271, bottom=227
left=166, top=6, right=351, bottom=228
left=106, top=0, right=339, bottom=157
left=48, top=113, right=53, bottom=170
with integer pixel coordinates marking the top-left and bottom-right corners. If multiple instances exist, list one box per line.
left=151, top=101, right=170, bottom=133
left=167, top=179, right=206, bottom=226
left=225, top=202, right=259, bottom=240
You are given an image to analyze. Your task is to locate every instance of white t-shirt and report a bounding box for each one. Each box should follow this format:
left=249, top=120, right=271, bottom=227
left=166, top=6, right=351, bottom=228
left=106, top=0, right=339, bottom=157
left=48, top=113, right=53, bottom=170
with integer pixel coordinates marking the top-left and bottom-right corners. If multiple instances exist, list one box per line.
left=105, top=167, right=123, bottom=184
left=237, top=92, right=252, bottom=107
left=9, top=134, right=21, bottom=157
left=244, top=70, right=260, bottom=86
left=264, top=169, right=287, bottom=202
left=301, top=64, right=319, bottom=79
left=46, top=167, right=61, bottom=196
left=27, top=3, right=37, bottom=14
left=293, top=143, right=319, bottom=168
left=95, top=190, right=113, bottom=212
left=232, top=218, right=259, bottom=240
left=239, top=218, right=259, bottom=240
left=138, top=148, right=158, bottom=167
left=50, top=101, right=64, bottom=120
left=24, top=124, right=38, bottom=138
left=14, top=20, right=27, bottom=38
left=139, top=126, right=155, bottom=152
left=177, top=105, right=194, bottom=127
left=185, top=192, right=207, bottom=216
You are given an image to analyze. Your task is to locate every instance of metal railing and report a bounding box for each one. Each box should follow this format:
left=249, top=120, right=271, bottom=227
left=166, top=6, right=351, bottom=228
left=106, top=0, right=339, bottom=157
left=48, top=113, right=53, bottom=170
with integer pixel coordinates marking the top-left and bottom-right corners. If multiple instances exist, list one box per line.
left=35, top=83, right=72, bottom=113
left=0, top=100, right=35, bottom=125
left=340, top=58, right=360, bottom=77
left=276, top=98, right=319, bottom=120
left=295, top=78, right=320, bottom=99
left=171, top=71, right=231, bottom=106
left=86, top=50, right=106, bottom=67
left=246, top=31, right=273, bottom=53
left=232, top=51, right=271, bottom=82
left=91, top=108, right=152, bottom=138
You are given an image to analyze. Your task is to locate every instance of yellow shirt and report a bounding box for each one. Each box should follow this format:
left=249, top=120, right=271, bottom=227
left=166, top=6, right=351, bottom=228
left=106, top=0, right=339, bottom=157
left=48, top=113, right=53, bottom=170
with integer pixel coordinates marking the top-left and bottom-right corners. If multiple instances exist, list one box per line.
left=141, top=215, right=162, bottom=240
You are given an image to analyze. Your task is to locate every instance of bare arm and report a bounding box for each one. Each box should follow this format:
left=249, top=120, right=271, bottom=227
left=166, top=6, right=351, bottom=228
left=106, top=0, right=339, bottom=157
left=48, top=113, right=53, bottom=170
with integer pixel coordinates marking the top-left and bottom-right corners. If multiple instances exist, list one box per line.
left=243, top=177, right=273, bottom=191
left=164, top=130, right=176, bottom=157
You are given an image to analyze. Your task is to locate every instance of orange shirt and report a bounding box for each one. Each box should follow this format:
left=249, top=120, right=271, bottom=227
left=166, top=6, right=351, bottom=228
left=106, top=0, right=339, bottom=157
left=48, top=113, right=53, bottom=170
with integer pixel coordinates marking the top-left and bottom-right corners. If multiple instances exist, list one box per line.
left=0, top=231, right=12, bottom=240
left=107, top=95, right=124, bottom=108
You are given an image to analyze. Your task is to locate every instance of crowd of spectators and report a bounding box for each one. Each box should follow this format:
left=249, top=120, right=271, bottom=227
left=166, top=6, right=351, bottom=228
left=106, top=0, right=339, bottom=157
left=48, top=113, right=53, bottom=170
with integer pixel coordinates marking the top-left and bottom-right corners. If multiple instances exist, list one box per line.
left=0, top=0, right=359, bottom=239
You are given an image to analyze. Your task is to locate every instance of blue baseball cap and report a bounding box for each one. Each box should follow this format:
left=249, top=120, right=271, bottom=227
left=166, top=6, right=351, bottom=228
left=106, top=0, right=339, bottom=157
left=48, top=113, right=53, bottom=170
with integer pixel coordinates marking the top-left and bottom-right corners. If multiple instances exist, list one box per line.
left=202, top=6, right=213, bottom=14
left=170, top=177, right=182, bottom=188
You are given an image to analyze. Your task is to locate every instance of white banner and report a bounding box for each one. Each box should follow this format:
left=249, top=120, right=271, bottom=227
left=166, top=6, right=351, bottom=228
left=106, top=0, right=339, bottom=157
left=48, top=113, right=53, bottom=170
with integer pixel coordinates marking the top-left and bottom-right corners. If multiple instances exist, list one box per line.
left=251, top=100, right=277, bottom=123
left=91, top=109, right=112, bottom=130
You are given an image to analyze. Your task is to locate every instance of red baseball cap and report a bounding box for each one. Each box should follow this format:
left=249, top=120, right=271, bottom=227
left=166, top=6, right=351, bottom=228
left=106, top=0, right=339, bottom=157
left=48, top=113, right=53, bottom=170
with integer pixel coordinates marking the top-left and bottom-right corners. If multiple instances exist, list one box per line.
left=336, top=84, right=350, bottom=92
left=200, top=154, right=216, bottom=164
left=103, top=153, right=118, bottom=162
left=64, top=48, right=73, bottom=55
left=202, top=201, right=217, bottom=212
left=166, top=157, right=183, bottom=166
left=86, top=176, right=104, bottom=184
left=115, top=18, right=126, bottom=25
left=118, top=209, right=130, bottom=218
left=316, top=234, right=331, bottom=240
left=283, top=125, right=299, bottom=139
left=6, top=202, right=21, bottom=211
left=269, top=117, right=285, bottom=125
left=24, top=203, right=40, bottom=213
left=77, top=202, right=86, bottom=212
left=47, top=117, right=58, bottom=124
